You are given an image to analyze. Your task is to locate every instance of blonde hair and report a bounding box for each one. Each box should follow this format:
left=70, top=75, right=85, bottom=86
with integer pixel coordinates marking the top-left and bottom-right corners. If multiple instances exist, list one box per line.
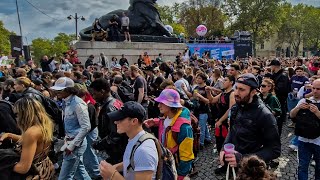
left=14, top=97, right=53, bottom=144
left=16, top=77, right=34, bottom=88
left=262, top=79, right=276, bottom=95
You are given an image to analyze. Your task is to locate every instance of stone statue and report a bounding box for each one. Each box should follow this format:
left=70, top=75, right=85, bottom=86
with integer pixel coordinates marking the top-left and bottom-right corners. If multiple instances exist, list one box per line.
left=80, top=0, right=171, bottom=41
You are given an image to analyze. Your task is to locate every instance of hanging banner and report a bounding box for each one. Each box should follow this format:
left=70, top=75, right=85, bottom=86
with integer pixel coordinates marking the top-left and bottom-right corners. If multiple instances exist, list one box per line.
left=187, top=43, right=234, bottom=60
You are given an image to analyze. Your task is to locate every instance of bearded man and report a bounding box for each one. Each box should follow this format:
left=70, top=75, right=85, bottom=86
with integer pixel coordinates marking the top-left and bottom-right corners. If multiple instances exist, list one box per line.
left=218, top=73, right=281, bottom=169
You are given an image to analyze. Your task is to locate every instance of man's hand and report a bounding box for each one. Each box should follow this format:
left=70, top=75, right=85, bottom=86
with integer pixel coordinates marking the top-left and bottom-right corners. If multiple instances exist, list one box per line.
left=65, top=148, right=73, bottom=155
left=298, top=103, right=309, bottom=110
left=309, top=103, right=320, bottom=114
left=225, top=153, right=238, bottom=167
left=100, top=160, right=117, bottom=179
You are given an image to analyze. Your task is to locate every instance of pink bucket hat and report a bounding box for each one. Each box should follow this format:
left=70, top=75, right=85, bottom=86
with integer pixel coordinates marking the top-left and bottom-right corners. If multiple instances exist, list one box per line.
left=154, top=89, right=183, bottom=108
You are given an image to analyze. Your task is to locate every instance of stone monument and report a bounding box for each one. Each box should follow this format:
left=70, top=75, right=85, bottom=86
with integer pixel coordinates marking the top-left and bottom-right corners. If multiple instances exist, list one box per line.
left=80, top=0, right=178, bottom=43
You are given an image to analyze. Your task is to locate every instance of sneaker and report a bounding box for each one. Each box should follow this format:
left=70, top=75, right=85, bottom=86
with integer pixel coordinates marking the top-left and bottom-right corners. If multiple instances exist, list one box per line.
left=214, top=165, right=227, bottom=175
left=124, top=40, right=128, bottom=42
left=288, top=144, right=298, bottom=151
left=287, top=122, right=295, bottom=128
left=311, top=160, right=316, bottom=166
left=128, top=40, right=131, bottom=42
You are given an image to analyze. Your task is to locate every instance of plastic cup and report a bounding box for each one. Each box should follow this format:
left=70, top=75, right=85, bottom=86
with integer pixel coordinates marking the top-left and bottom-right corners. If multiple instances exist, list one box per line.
left=224, top=143, right=235, bottom=154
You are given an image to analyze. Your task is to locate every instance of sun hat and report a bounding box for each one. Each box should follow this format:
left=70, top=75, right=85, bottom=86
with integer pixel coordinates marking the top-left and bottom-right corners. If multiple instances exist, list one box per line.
left=154, top=89, right=183, bottom=108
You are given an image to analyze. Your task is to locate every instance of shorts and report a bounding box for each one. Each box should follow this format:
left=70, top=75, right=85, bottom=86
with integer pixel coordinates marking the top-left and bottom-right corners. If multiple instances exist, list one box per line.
left=122, top=26, right=129, bottom=32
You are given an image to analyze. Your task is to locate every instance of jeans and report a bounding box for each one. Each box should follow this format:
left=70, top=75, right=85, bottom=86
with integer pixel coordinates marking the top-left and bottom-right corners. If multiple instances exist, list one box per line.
left=83, top=128, right=100, bottom=178
left=298, top=141, right=320, bottom=180
left=290, top=135, right=299, bottom=146
left=58, top=138, right=91, bottom=180
left=199, top=113, right=211, bottom=145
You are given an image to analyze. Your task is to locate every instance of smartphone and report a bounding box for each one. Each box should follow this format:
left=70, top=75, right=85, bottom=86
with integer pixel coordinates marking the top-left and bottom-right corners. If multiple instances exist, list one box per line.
left=306, top=99, right=312, bottom=104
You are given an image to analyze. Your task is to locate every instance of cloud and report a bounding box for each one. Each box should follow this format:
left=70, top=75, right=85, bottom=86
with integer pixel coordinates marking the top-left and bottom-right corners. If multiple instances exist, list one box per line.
left=0, top=0, right=317, bottom=43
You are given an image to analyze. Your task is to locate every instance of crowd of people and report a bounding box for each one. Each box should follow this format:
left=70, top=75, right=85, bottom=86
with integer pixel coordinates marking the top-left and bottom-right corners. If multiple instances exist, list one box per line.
left=0, top=50, right=319, bottom=180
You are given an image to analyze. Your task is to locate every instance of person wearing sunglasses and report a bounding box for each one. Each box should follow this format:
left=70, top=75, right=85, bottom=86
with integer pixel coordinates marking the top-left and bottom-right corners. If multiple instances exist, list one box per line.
left=259, top=79, right=282, bottom=134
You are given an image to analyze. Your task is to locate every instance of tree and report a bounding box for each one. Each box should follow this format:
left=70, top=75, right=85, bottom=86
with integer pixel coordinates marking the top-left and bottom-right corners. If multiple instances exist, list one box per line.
left=303, top=7, right=320, bottom=52
left=31, top=33, right=75, bottom=62
left=277, top=3, right=310, bottom=56
left=179, top=0, right=226, bottom=38
left=224, top=0, right=281, bottom=56
left=0, top=21, right=15, bottom=55
left=156, top=3, right=187, bottom=35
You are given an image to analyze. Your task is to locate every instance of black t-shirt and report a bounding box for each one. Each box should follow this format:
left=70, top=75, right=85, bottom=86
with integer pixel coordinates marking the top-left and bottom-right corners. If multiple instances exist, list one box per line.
left=119, top=58, right=128, bottom=66
left=193, top=85, right=209, bottom=114
left=133, top=75, right=147, bottom=103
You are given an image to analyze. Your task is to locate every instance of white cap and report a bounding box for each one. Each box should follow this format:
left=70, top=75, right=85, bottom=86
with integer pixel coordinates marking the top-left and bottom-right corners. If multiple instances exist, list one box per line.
left=50, top=77, right=75, bottom=91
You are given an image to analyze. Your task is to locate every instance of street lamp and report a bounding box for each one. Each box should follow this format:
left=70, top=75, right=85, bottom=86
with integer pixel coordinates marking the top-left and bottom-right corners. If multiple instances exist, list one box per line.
left=67, top=13, right=85, bottom=40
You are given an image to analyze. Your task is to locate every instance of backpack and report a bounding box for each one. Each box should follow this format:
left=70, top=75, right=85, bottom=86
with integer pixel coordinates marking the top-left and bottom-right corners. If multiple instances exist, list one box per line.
left=127, top=133, right=178, bottom=180
left=295, top=102, right=320, bottom=139
left=27, top=91, right=64, bottom=138
left=117, top=82, right=135, bottom=103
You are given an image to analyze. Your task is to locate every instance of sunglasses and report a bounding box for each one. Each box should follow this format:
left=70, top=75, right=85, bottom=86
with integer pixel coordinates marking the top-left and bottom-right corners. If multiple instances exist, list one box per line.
left=261, top=84, right=268, bottom=88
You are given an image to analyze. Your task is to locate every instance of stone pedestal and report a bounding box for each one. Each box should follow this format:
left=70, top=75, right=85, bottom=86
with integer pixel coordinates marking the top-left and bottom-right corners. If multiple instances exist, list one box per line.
left=75, top=41, right=187, bottom=65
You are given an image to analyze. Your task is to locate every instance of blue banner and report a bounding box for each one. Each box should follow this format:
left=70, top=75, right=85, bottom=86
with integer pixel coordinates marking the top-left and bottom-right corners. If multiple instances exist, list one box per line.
left=187, top=43, right=235, bottom=60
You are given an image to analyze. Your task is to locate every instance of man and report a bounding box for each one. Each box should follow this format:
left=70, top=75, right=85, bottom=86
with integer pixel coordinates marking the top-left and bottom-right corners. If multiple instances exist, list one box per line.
left=228, top=63, right=241, bottom=79
left=89, top=78, right=127, bottom=165
left=270, top=59, right=290, bottom=135
left=174, top=69, right=190, bottom=97
left=99, top=101, right=158, bottom=180
left=50, top=77, right=91, bottom=180
left=130, top=65, right=148, bottom=113
left=85, top=55, right=94, bottom=69
left=252, top=66, right=262, bottom=86
left=219, top=74, right=281, bottom=171
left=121, top=12, right=131, bottom=42
left=109, top=15, right=120, bottom=42
left=40, top=55, right=54, bottom=72
left=206, top=75, right=235, bottom=153
left=119, top=54, right=129, bottom=66
left=143, top=52, right=151, bottom=67
left=290, top=79, right=320, bottom=180
left=91, top=18, right=107, bottom=42
left=98, top=53, right=109, bottom=68
left=191, top=72, right=212, bottom=149
left=156, top=53, right=163, bottom=64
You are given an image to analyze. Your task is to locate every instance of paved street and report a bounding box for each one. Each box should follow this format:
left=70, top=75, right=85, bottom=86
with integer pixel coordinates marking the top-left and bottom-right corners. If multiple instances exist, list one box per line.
left=192, top=123, right=316, bottom=180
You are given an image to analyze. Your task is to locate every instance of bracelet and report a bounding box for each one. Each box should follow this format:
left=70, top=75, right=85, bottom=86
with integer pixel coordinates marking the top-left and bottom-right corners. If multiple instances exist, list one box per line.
left=110, top=170, right=117, bottom=180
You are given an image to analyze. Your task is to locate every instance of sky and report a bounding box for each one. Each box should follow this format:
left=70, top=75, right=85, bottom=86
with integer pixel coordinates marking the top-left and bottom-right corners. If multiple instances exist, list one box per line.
left=0, top=0, right=318, bottom=44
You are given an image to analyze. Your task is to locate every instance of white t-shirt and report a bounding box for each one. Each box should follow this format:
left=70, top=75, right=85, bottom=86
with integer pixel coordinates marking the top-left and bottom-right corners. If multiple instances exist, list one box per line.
left=121, top=16, right=130, bottom=26
left=162, top=117, right=173, bottom=144
left=296, top=97, right=320, bottom=146
left=123, top=130, right=158, bottom=180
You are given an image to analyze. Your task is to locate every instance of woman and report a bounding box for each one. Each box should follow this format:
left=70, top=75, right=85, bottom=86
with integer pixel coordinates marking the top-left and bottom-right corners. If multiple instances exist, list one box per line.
left=259, top=79, right=282, bottom=130
left=210, top=68, right=224, bottom=94
left=0, top=97, right=55, bottom=179
left=144, top=89, right=194, bottom=180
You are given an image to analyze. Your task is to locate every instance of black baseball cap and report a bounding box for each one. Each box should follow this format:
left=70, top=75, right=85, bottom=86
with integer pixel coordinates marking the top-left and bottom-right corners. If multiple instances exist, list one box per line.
left=237, top=73, right=259, bottom=89
left=107, top=101, right=146, bottom=122
left=269, top=59, right=281, bottom=66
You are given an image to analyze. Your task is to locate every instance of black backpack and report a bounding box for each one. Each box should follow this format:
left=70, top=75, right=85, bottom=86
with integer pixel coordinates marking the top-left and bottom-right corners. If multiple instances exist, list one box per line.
left=117, top=82, right=135, bottom=103
left=295, top=102, right=320, bottom=139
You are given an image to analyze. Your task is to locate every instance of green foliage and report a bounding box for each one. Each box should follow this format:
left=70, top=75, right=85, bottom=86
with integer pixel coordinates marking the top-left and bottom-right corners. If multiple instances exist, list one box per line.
left=223, top=0, right=282, bottom=56
left=31, top=33, right=75, bottom=62
left=0, top=21, right=15, bottom=55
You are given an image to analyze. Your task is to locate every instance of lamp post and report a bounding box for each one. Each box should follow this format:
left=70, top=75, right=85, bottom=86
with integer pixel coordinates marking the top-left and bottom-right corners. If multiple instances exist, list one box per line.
left=67, top=13, right=85, bottom=40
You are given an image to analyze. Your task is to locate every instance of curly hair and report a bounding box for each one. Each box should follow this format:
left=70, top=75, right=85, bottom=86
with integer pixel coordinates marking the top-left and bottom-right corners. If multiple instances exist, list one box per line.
left=237, top=155, right=276, bottom=180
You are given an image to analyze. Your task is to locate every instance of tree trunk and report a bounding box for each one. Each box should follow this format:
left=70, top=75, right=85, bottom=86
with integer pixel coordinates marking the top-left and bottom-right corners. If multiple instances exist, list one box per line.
left=253, top=32, right=257, bottom=57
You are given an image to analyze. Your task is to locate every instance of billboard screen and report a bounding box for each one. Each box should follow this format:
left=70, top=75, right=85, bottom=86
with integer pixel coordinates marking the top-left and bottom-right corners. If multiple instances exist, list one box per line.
left=187, top=43, right=234, bottom=60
